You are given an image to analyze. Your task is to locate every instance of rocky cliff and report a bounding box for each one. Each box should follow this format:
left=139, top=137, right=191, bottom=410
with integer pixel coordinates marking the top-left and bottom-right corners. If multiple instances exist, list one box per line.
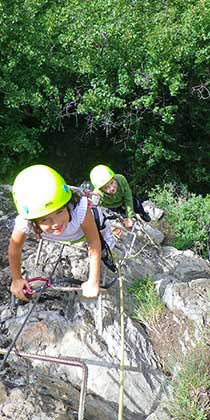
left=0, top=185, right=209, bottom=420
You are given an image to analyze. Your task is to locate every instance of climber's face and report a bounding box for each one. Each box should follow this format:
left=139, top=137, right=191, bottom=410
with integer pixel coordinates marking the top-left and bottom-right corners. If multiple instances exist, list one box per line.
left=102, top=178, right=118, bottom=194
left=36, top=206, right=69, bottom=235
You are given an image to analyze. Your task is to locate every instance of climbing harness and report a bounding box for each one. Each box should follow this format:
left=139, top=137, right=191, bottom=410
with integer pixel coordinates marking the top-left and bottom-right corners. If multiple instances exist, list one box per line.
left=0, top=348, right=88, bottom=420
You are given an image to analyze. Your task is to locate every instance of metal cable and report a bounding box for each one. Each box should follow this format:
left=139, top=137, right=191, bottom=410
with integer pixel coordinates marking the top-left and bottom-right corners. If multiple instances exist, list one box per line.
left=0, top=245, right=65, bottom=371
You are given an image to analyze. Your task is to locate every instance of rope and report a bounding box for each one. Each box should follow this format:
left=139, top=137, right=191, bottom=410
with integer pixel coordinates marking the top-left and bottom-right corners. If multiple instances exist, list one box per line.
left=114, top=218, right=155, bottom=419
left=117, top=262, right=125, bottom=420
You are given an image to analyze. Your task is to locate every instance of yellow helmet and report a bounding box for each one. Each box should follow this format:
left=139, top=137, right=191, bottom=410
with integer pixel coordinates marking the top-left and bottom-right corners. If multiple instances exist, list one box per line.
left=90, top=165, right=115, bottom=189
left=13, top=165, right=72, bottom=219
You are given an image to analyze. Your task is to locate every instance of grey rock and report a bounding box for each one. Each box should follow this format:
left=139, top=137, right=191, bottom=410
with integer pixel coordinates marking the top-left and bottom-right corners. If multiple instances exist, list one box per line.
left=0, top=186, right=209, bottom=420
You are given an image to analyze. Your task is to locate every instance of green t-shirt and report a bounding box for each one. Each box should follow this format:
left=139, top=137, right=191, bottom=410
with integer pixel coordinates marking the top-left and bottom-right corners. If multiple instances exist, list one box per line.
left=95, top=174, right=135, bottom=218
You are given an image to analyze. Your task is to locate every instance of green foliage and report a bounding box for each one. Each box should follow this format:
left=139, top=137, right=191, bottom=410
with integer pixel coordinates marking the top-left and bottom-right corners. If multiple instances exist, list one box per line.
left=0, top=0, right=210, bottom=190
left=167, top=342, right=210, bottom=420
left=128, top=278, right=165, bottom=323
left=0, top=123, right=42, bottom=179
left=149, top=184, right=210, bottom=258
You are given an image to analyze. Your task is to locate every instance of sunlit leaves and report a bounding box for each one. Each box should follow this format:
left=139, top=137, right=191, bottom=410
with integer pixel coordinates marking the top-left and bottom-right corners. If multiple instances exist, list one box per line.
left=0, top=0, right=210, bottom=188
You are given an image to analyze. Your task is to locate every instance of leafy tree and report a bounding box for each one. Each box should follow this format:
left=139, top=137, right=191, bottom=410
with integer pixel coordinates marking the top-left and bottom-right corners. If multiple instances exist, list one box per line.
left=0, top=0, right=210, bottom=192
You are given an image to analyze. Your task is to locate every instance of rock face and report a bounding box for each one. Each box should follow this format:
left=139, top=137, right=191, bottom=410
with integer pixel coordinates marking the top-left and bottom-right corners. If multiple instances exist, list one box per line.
left=0, top=185, right=209, bottom=420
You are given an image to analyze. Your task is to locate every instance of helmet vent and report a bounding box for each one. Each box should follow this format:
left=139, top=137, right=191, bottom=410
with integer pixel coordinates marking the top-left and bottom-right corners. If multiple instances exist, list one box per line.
left=63, top=184, right=69, bottom=192
left=45, top=201, right=53, bottom=207
left=23, top=206, right=29, bottom=215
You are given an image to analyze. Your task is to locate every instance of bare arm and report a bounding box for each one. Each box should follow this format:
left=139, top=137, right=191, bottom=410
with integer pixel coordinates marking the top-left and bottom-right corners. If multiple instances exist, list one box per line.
left=81, top=206, right=101, bottom=298
left=8, top=230, right=30, bottom=302
left=124, top=218, right=134, bottom=228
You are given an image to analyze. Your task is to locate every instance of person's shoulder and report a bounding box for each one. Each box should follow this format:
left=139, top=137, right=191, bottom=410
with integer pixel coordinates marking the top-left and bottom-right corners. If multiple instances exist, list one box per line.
left=78, top=195, right=88, bottom=208
left=115, top=173, right=128, bottom=183
left=70, top=195, right=87, bottom=209
left=15, top=214, right=28, bottom=225
left=13, top=214, right=30, bottom=233
left=71, top=195, right=88, bottom=221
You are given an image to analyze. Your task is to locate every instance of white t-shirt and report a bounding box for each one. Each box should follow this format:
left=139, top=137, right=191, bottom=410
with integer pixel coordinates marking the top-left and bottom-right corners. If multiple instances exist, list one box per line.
left=13, top=196, right=115, bottom=248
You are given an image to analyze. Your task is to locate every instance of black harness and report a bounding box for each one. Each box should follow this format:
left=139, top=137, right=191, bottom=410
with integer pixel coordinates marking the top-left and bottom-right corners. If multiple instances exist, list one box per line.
left=91, top=206, right=117, bottom=273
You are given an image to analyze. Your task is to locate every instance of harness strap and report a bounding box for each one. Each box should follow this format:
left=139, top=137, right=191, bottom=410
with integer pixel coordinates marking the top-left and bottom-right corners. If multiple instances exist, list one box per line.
left=91, top=205, right=107, bottom=230
left=91, top=206, right=117, bottom=274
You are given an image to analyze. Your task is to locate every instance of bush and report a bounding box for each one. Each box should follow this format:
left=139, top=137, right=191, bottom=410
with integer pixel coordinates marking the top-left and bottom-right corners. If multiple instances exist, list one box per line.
left=149, top=183, right=210, bottom=259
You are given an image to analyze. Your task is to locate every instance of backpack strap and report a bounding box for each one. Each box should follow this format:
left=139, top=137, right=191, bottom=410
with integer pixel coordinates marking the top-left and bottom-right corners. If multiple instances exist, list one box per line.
left=91, top=206, right=117, bottom=273
left=91, top=205, right=107, bottom=230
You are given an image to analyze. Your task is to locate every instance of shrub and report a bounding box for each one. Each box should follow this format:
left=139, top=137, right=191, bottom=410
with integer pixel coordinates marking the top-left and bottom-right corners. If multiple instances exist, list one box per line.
left=149, top=183, right=210, bottom=259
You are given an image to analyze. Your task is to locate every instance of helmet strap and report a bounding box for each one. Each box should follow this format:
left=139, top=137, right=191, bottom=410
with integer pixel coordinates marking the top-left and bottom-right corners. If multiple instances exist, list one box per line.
left=29, top=221, right=42, bottom=238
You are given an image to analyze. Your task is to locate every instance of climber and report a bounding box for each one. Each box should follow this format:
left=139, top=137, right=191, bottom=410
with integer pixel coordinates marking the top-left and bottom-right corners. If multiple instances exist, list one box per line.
left=8, top=165, right=115, bottom=302
left=90, top=164, right=151, bottom=237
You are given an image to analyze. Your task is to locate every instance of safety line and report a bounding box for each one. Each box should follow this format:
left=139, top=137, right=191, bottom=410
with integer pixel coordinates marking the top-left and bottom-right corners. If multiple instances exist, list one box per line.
left=0, top=244, right=65, bottom=370
left=114, top=218, right=153, bottom=419
left=117, top=262, right=125, bottom=420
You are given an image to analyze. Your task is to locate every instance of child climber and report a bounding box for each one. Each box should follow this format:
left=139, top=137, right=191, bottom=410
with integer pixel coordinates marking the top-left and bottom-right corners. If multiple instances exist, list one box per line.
left=9, top=165, right=115, bottom=302
left=90, top=164, right=151, bottom=233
